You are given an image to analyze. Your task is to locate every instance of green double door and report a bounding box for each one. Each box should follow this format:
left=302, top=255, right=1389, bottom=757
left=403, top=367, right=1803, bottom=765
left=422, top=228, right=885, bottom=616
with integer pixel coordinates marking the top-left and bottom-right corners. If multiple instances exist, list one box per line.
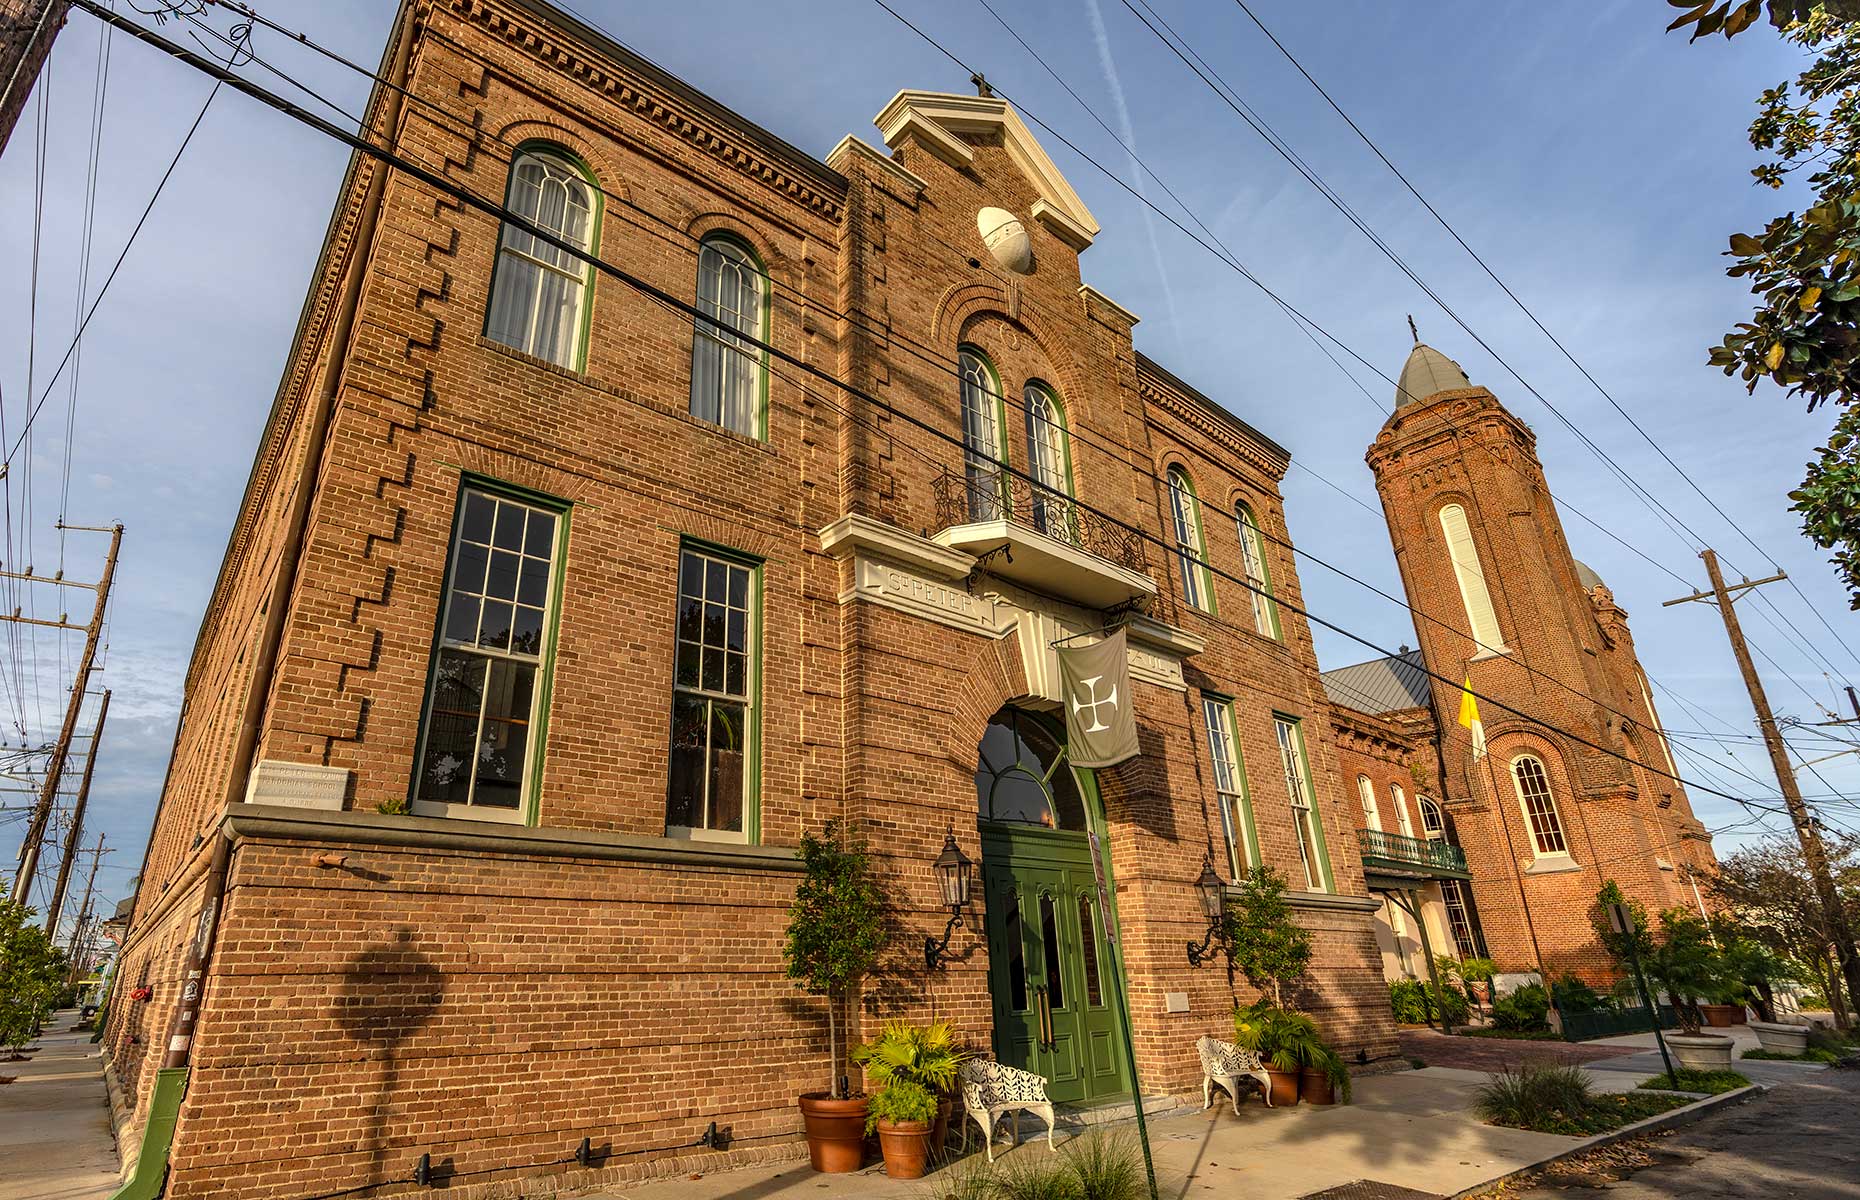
left=979, top=823, right=1129, bottom=1105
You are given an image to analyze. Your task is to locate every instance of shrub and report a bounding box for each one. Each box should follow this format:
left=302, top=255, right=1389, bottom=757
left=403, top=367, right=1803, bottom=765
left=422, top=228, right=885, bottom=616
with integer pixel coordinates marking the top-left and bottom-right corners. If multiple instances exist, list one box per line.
left=1744, top=1046, right=1842, bottom=1063
left=988, top=1155, right=1082, bottom=1200
left=1474, top=1064, right=1594, bottom=1128
left=1492, top=983, right=1551, bottom=1031
left=1550, top=973, right=1612, bottom=1014
left=1389, top=978, right=1469, bottom=1024
left=1638, top=1068, right=1750, bottom=1095
left=0, top=884, right=67, bottom=1052
left=1063, top=1129, right=1147, bottom=1200
left=865, top=1078, right=935, bottom=1132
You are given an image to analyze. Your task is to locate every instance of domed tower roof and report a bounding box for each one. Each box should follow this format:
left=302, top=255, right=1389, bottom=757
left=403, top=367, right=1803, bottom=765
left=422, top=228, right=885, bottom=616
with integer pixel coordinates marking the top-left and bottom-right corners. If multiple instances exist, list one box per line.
left=1575, top=560, right=1605, bottom=592
left=1396, top=342, right=1471, bottom=408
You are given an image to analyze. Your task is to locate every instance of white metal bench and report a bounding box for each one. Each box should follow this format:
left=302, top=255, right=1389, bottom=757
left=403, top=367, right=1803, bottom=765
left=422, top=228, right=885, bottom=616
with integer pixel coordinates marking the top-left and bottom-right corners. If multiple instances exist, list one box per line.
left=1197, top=1034, right=1273, bottom=1114
left=957, top=1060, right=1057, bottom=1161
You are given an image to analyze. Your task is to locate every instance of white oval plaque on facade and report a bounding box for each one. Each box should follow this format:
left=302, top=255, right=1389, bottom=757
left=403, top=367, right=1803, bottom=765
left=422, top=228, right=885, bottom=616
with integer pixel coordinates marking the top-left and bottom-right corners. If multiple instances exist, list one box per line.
left=978, top=206, right=1033, bottom=274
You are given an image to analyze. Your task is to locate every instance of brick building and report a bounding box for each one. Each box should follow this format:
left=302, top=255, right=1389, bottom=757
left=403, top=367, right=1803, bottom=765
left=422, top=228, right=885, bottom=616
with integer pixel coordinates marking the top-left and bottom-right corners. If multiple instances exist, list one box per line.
left=1320, top=343, right=1717, bottom=988
left=103, top=2, right=1404, bottom=1195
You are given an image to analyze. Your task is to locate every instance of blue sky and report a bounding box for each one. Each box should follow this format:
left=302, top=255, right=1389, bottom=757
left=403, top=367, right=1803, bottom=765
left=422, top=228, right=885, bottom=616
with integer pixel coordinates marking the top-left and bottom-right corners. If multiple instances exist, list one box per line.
left=3, top=0, right=1856, bottom=919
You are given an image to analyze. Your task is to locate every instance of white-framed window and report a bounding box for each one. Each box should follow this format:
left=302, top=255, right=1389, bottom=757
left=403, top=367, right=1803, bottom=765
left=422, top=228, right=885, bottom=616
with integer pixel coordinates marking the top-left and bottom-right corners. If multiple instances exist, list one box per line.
left=1391, top=782, right=1415, bottom=837
left=1357, top=774, right=1381, bottom=831
left=1419, top=795, right=1444, bottom=837
left=1025, top=383, right=1074, bottom=539
left=1202, top=696, right=1255, bottom=877
left=1168, top=467, right=1214, bottom=613
left=1236, top=503, right=1278, bottom=638
left=960, top=349, right=1007, bottom=522
left=667, top=547, right=759, bottom=841
left=1511, top=754, right=1569, bottom=856
left=690, top=236, right=765, bottom=437
left=413, top=486, right=564, bottom=821
left=1438, top=503, right=1504, bottom=653
left=485, top=149, right=597, bottom=370
left=1274, top=715, right=1330, bottom=891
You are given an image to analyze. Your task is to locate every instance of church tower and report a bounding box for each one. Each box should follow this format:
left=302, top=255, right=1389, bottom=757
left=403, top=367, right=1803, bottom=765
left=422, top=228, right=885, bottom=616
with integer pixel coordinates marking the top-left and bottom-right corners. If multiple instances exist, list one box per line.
left=1365, top=342, right=1712, bottom=979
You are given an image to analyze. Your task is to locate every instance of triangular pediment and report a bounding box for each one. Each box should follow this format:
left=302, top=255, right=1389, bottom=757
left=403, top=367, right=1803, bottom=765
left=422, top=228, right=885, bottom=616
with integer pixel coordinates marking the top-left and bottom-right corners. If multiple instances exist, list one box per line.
left=873, top=90, right=1099, bottom=252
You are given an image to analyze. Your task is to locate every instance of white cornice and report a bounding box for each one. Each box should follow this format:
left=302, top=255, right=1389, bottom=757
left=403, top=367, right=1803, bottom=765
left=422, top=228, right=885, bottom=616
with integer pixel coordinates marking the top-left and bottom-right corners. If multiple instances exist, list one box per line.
left=873, top=91, right=1099, bottom=251
left=826, top=135, right=928, bottom=199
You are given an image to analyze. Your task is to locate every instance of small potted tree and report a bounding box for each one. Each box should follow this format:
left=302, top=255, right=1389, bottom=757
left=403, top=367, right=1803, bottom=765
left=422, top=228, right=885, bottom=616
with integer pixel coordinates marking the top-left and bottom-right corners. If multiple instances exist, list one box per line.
left=784, top=821, right=888, bottom=1173
left=1226, top=866, right=1335, bottom=1105
left=1648, top=908, right=1737, bottom=1070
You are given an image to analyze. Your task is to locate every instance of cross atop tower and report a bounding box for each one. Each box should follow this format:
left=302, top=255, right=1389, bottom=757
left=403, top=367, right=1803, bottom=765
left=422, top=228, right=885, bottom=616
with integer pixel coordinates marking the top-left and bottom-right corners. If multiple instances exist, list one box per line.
left=1407, top=314, right=1419, bottom=344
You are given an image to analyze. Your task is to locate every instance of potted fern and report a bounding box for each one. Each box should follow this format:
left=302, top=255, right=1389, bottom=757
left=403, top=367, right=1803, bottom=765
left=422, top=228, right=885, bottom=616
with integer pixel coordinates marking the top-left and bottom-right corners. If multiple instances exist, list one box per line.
left=865, top=1079, right=938, bottom=1179
left=853, top=1019, right=968, bottom=1158
left=784, top=821, right=888, bottom=1173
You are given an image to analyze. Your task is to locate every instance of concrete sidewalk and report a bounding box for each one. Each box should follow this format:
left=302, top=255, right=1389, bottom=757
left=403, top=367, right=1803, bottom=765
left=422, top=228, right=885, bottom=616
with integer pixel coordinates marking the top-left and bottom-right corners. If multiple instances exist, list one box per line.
left=0, top=1010, right=120, bottom=1200
left=583, top=1069, right=1585, bottom=1200
left=1579, top=1022, right=1831, bottom=1091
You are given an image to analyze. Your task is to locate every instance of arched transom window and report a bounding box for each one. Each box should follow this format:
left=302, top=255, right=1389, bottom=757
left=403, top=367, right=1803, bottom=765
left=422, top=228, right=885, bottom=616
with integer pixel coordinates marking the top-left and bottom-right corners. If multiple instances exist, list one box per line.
left=975, top=708, right=1085, bottom=830
left=690, top=236, right=766, bottom=437
left=1510, top=754, right=1568, bottom=856
left=1438, top=503, right=1504, bottom=652
left=485, top=149, right=597, bottom=370
left=1419, top=795, right=1445, bottom=838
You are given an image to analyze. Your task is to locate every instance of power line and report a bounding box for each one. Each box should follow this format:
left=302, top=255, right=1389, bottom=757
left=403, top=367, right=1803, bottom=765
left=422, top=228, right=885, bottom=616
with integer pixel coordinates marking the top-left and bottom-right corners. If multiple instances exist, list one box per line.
left=77, top=3, right=1792, bottom=824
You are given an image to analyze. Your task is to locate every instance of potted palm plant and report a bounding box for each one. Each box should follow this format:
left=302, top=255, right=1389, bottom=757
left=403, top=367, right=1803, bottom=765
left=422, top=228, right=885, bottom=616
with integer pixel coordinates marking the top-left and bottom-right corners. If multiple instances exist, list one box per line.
left=1648, top=908, right=1737, bottom=1071
left=1234, top=1001, right=1350, bottom=1105
left=784, top=821, right=889, bottom=1173
left=853, top=1018, right=969, bottom=1159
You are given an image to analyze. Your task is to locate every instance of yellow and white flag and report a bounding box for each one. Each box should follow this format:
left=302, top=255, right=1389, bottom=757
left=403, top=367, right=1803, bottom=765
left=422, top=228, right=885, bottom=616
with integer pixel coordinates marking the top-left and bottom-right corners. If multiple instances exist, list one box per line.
left=1457, top=677, right=1487, bottom=761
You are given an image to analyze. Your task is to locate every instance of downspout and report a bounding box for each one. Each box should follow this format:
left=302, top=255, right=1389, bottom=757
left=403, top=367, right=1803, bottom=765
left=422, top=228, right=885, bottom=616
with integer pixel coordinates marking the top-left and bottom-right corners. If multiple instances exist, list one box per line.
left=107, top=8, right=416, bottom=1197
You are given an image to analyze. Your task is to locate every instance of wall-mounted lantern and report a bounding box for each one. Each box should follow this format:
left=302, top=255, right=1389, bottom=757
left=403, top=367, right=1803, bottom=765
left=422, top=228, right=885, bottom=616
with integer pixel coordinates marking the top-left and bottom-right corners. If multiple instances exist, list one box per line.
left=924, top=829, right=974, bottom=970
left=1185, top=857, right=1227, bottom=967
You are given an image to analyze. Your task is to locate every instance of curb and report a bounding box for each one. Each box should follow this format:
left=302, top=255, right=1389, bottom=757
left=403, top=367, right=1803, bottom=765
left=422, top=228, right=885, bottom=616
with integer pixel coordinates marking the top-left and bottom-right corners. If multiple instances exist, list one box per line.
left=1448, top=1083, right=1767, bottom=1198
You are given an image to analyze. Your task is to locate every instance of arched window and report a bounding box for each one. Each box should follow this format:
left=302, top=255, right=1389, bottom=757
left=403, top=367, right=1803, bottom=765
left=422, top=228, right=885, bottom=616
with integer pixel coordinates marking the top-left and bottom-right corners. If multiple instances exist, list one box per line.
left=485, top=148, right=597, bottom=370
left=1438, top=503, right=1504, bottom=652
left=690, top=236, right=766, bottom=437
left=975, top=708, right=1085, bottom=830
left=1419, top=795, right=1444, bottom=838
left=1511, top=754, right=1569, bottom=856
left=1391, top=782, right=1414, bottom=837
left=1024, top=382, right=1074, bottom=540
left=959, top=349, right=1008, bottom=522
left=1357, top=774, right=1381, bottom=831
left=1167, top=467, right=1214, bottom=613
left=1236, top=502, right=1278, bottom=638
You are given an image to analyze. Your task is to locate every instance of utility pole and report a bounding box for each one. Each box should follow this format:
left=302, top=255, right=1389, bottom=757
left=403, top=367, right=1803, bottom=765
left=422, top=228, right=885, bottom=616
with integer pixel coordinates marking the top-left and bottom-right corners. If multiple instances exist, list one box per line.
left=0, top=0, right=67, bottom=156
left=64, top=831, right=101, bottom=982
left=44, top=687, right=107, bottom=936
left=11, top=522, right=120, bottom=905
left=1665, top=548, right=1860, bottom=1018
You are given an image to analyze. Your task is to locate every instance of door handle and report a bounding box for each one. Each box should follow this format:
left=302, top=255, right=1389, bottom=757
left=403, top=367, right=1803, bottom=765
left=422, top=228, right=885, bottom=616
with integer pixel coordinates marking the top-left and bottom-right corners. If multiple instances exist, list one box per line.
left=1035, top=985, right=1054, bottom=1050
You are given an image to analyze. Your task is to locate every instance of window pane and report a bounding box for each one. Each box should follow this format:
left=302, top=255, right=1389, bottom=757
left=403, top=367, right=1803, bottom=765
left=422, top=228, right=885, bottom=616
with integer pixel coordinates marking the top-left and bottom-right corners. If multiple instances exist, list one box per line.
left=1004, top=890, right=1028, bottom=1011
left=676, top=640, right=701, bottom=688
left=417, top=650, right=484, bottom=804
left=443, top=596, right=480, bottom=645
left=518, top=557, right=549, bottom=607
left=487, top=550, right=520, bottom=601
left=492, top=503, right=525, bottom=552
left=667, top=694, right=708, bottom=829
left=461, top=493, right=495, bottom=544
left=1078, top=894, right=1103, bottom=1007
left=453, top=541, right=489, bottom=598
left=1039, top=892, right=1064, bottom=1010
left=524, top=511, right=555, bottom=557
left=479, top=600, right=513, bottom=651
left=702, top=646, right=725, bottom=692
left=511, top=605, right=545, bottom=657
left=707, top=701, right=746, bottom=832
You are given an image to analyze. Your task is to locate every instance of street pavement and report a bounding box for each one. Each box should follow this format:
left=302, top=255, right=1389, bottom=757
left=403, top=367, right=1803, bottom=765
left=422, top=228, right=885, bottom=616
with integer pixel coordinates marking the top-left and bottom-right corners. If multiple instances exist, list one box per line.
left=0, top=1010, right=120, bottom=1200
left=1507, top=1066, right=1860, bottom=1199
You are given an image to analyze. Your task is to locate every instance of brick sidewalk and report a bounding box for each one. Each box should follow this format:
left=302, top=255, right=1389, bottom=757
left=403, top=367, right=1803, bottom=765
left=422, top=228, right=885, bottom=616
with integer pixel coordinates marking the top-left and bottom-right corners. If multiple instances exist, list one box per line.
left=1399, top=1028, right=1639, bottom=1072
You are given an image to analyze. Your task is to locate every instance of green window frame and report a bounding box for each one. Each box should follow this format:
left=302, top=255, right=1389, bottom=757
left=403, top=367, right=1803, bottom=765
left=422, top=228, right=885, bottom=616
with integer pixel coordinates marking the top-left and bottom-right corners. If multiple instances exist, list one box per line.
left=690, top=232, right=770, bottom=439
left=959, top=346, right=1011, bottom=522
left=483, top=143, right=602, bottom=372
left=1201, top=694, right=1258, bottom=878
left=410, top=476, right=570, bottom=825
left=1272, top=713, right=1332, bottom=892
left=1167, top=467, right=1216, bottom=614
left=1235, top=501, right=1280, bottom=639
left=666, top=540, right=763, bottom=843
left=1023, top=380, right=1077, bottom=541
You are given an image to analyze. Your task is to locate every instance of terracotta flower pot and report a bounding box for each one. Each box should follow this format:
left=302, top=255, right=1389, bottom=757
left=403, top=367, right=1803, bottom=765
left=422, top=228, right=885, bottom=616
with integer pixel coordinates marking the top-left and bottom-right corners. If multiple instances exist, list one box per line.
left=1469, top=981, right=1491, bottom=1004
left=876, top=1118, right=933, bottom=1180
left=798, top=1093, right=868, bottom=1173
left=930, top=1096, right=954, bottom=1158
left=1265, top=1066, right=1302, bottom=1107
left=1701, top=1003, right=1745, bottom=1028
left=1298, top=1066, right=1336, bottom=1105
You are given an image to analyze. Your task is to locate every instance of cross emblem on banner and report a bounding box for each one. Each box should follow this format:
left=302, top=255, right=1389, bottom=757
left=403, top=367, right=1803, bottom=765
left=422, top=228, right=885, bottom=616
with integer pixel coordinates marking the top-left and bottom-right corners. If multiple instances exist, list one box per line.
left=1071, top=675, right=1118, bottom=733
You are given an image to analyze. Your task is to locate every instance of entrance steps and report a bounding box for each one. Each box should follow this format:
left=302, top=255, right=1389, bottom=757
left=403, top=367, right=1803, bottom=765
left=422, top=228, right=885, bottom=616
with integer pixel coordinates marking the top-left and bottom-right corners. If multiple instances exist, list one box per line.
left=1053, top=1092, right=1201, bottom=1131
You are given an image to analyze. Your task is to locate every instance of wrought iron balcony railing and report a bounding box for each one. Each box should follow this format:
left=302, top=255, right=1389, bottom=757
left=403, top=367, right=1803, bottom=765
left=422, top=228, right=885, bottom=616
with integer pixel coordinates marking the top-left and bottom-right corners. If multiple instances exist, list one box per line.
left=932, top=467, right=1147, bottom=577
left=1357, top=828, right=1470, bottom=878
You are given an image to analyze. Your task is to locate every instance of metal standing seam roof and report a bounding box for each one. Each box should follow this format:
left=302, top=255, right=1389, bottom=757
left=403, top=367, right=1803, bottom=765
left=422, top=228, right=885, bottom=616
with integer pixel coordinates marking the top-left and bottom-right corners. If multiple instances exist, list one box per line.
left=1320, top=649, right=1433, bottom=715
left=1394, top=343, right=1471, bottom=408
